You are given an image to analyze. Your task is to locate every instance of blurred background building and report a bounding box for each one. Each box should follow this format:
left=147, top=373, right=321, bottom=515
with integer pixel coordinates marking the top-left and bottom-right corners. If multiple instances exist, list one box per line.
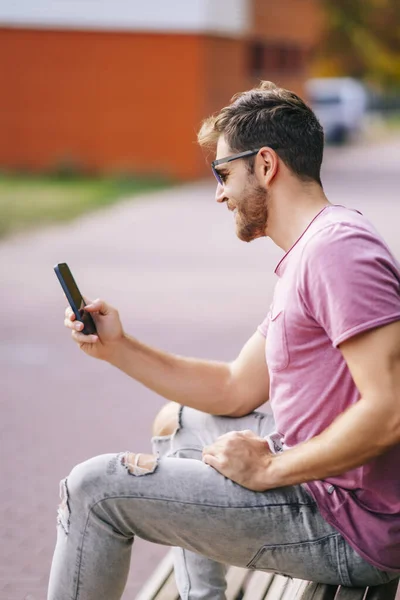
left=0, top=0, right=322, bottom=181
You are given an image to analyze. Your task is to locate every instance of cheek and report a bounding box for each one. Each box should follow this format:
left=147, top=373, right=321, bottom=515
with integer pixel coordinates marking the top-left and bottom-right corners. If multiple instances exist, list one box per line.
left=236, top=192, right=251, bottom=214
left=234, top=186, right=249, bottom=208
left=227, top=175, right=250, bottom=208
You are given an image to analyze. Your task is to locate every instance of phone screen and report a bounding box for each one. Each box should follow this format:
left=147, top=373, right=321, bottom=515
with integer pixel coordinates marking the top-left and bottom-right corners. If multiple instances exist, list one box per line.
left=59, top=263, right=85, bottom=314
left=54, top=263, right=97, bottom=335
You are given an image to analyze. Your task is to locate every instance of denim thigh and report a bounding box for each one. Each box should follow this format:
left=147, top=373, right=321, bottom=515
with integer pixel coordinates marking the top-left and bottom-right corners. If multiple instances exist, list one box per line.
left=150, top=406, right=397, bottom=586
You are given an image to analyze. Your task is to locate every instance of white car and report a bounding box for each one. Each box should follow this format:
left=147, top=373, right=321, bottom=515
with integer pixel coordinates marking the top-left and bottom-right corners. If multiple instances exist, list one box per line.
left=305, top=77, right=368, bottom=144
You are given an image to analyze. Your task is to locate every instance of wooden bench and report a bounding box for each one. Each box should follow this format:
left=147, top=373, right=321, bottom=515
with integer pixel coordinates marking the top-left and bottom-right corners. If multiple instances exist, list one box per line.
left=135, top=549, right=399, bottom=600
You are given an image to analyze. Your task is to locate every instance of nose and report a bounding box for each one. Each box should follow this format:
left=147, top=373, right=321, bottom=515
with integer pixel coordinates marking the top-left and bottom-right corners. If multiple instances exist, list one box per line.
left=215, top=182, right=227, bottom=204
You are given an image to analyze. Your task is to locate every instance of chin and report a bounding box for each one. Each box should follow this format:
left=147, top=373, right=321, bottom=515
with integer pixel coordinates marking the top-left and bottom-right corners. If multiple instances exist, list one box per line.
left=236, top=223, right=265, bottom=243
left=236, top=226, right=254, bottom=243
left=234, top=211, right=265, bottom=242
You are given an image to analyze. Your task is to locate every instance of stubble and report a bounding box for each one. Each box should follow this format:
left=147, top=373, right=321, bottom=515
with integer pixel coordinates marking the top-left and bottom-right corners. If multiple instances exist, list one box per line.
left=236, top=181, right=269, bottom=242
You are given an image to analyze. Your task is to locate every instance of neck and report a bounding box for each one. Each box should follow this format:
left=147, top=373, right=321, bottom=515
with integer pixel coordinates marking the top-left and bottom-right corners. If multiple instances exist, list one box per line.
left=266, top=180, right=331, bottom=252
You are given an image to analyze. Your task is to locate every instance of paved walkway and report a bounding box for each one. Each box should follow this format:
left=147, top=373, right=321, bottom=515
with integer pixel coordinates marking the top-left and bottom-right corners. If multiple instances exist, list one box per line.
left=1, top=136, right=400, bottom=600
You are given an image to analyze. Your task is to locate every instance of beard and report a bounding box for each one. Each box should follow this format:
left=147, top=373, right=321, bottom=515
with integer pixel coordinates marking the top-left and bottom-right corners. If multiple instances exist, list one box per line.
left=236, top=180, right=269, bottom=243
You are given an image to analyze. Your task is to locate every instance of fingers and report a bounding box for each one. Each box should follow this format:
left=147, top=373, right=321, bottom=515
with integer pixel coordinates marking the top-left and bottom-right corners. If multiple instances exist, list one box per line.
left=84, top=298, right=110, bottom=315
left=202, top=443, right=217, bottom=464
left=242, top=429, right=258, bottom=438
left=65, top=306, right=75, bottom=321
left=63, top=311, right=98, bottom=342
left=64, top=317, right=84, bottom=331
left=202, top=444, right=221, bottom=464
left=64, top=299, right=113, bottom=321
left=202, top=443, right=212, bottom=455
left=202, top=453, right=220, bottom=471
left=71, top=330, right=98, bottom=344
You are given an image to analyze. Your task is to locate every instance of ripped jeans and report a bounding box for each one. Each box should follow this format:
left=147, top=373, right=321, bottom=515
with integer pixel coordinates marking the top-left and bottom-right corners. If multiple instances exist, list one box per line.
left=47, top=407, right=396, bottom=600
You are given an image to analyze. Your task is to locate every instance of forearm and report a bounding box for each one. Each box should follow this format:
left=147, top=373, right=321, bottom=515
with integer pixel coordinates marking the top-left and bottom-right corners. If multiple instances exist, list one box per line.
left=108, top=333, right=236, bottom=415
left=266, top=396, right=400, bottom=489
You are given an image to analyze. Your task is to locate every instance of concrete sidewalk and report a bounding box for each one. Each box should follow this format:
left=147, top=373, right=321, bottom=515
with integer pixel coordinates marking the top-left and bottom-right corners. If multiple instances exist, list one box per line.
left=1, top=136, right=400, bottom=599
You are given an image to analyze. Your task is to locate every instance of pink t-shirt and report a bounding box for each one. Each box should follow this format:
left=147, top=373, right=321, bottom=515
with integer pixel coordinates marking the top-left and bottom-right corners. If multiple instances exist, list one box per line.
left=258, top=205, right=400, bottom=571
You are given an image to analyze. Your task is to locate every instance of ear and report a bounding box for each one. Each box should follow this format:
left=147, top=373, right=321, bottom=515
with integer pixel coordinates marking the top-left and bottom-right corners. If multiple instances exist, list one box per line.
left=256, top=147, right=279, bottom=186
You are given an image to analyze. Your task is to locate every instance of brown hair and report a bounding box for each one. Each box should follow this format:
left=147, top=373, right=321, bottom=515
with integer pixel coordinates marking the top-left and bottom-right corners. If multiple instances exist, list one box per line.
left=198, top=81, right=324, bottom=185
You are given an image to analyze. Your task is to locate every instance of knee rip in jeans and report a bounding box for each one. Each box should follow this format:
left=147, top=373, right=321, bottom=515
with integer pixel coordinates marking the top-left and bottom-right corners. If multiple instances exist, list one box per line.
left=57, top=477, right=71, bottom=535
left=56, top=453, right=158, bottom=534
left=121, top=452, right=159, bottom=476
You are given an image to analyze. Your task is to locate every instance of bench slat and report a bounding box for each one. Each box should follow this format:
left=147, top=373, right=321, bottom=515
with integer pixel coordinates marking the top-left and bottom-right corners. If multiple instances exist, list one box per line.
left=335, top=586, right=365, bottom=600
left=152, top=571, right=179, bottom=600
left=281, top=579, right=311, bottom=599
left=242, top=571, right=274, bottom=599
left=365, top=578, right=399, bottom=600
left=300, top=582, right=338, bottom=599
left=226, top=566, right=249, bottom=599
left=262, top=574, right=291, bottom=599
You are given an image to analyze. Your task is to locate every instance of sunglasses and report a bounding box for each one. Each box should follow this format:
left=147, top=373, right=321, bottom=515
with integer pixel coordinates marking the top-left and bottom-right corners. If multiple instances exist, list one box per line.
left=211, top=146, right=279, bottom=185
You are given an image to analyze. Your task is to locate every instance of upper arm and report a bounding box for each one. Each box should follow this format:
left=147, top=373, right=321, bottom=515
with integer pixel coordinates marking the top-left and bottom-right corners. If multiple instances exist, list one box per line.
left=339, top=320, right=400, bottom=441
left=227, top=330, right=270, bottom=417
left=301, top=224, right=400, bottom=347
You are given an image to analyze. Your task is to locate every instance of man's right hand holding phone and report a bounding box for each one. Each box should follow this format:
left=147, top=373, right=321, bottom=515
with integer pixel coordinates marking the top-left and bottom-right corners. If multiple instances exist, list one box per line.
left=62, top=290, right=254, bottom=420
left=64, top=299, right=124, bottom=362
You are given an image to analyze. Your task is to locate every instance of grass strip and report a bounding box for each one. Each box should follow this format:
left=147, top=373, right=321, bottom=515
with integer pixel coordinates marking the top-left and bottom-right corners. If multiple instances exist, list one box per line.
left=0, top=173, right=169, bottom=238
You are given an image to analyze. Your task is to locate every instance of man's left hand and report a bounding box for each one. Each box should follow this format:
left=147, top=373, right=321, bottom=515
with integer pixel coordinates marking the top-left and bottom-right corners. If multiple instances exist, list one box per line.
left=202, top=430, right=274, bottom=491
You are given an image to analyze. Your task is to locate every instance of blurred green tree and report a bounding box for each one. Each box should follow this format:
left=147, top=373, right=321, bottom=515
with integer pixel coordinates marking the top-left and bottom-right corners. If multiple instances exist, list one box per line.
left=313, top=0, right=400, bottom=89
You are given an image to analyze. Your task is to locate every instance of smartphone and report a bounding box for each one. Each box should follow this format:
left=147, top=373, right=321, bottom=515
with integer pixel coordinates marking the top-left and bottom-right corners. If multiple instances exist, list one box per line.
left=54, top=263, right=97, bottom=335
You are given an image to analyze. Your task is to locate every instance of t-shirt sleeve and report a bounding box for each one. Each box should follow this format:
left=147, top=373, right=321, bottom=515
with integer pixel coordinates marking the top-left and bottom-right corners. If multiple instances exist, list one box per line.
left=300, top=224, right=400, bottom=347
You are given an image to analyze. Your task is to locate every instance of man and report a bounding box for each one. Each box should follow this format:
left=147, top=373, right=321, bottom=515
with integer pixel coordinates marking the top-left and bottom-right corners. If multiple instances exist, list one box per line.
left=48, top=81, right=400, bottom=600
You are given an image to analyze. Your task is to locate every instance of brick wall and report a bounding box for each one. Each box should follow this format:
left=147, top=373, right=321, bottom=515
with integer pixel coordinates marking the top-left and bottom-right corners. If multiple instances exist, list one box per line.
left=0, top=28, right=207, bottom=179
left=252, top=0, right=323, bottom=45
left=0, top=6, right=322, bottom=180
